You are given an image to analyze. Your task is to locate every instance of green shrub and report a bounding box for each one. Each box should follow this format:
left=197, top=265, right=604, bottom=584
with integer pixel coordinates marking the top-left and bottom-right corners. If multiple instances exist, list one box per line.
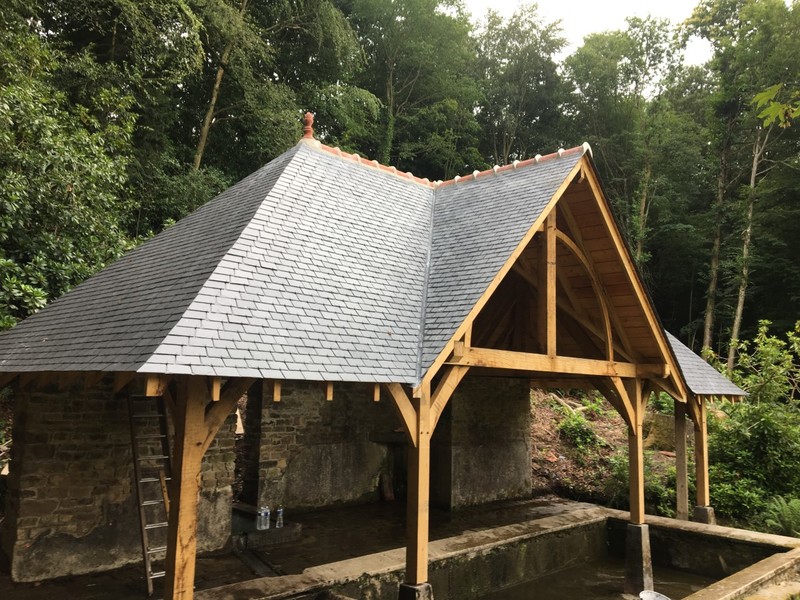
left=603, top=450, right=678, bottom=517
left=557, top=411, right=599, bottom=453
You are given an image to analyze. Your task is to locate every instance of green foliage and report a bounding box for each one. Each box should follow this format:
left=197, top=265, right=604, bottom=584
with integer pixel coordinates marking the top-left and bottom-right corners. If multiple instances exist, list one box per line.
left=604, top=450, right=678, bottom=517
left=709, top=401, right=800, bottom=521
left=557, top=410, right=600, bottom=453
left=762, top=496, right=800, bottom=537
left=649, top=392, right=675, bottom=415
left=729, top=321, right=800, bottom=404
left=0, top=12, right=134, bottom=327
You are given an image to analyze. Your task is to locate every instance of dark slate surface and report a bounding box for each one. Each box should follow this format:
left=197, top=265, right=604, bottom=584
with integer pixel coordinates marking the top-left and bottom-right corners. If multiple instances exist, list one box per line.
left=419, top=152, right=584, bottom=373
left=139, top=144, right=432, bottom=381
left=0, top=146, right=299, bottom=373
left=666, top=332, right=746, bottom=397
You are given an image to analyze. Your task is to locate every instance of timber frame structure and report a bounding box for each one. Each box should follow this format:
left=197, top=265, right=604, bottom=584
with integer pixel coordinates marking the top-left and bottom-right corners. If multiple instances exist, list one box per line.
left=0, top=114, right=744, bottom=599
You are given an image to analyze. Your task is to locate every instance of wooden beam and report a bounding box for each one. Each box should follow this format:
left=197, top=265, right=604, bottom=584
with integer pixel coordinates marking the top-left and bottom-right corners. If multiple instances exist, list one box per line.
left=373, top=383, right=381, bottom=402
left=164, top=376, right=209, bottom=600
left=694, top=397, right=710, bottom=507
left=272, top=380, right=281, bottom=402
left=146, top=374, right=171, bottom=397
left=628, top=379, right=646, bottom=525
left=384, top=383, right=418, bottom=447
left=405, top=380, right=431, bottom=585
left=430, top=365, right=469, bottom=430
left=449, top=346, right=666, bottom=379
left=325, top=382, right=334, bottom=401
left=210, top=377, right=221, bottom=402
left=675, top=400, right=689, bottom=520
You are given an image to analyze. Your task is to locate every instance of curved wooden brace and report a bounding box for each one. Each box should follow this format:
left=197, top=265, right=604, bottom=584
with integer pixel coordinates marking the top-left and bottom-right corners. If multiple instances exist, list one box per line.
left=554, top=230, right=614, bottom=362
left=384, top=383, right=418, bottom=447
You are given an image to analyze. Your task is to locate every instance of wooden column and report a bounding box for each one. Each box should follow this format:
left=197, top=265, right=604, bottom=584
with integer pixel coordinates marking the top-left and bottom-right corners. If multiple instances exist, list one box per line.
left=694, top=398, right=710, bottom=507
left=164, top=376, right=208, bottom=600
left=406, top=383, right=432, bottom=584
left=628, top=379, right=645, bottom=525
left=162, top=375, right=254, bottom=600
left=675, top=400, right=689, bottom=520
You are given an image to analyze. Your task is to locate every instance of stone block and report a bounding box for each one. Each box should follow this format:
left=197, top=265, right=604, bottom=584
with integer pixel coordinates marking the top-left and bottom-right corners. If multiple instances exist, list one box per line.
left=624, top=523, right=654, bottom=595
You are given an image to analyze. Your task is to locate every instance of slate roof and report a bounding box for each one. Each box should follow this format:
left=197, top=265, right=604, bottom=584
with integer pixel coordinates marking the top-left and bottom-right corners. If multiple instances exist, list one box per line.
left=0, top=136, right=739, bottom=395
left=666, top=333, right=746, bottom=398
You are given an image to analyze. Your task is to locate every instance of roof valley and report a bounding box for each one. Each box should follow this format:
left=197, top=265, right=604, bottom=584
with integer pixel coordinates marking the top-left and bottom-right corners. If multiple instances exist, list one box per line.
left=414, top=184, right=438, bottom=384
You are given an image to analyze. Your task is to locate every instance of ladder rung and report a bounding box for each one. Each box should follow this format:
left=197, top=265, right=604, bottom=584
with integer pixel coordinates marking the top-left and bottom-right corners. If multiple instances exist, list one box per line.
left=135, top=434, right=167, bottom=440
left=150, top=571, right=166, bottom=579
left=138, top=455, right=169, bottom=461
left=141, top=499, right=164, bottom=506
left=140, top=476, right=172, bottom=483
left=145, top=522, right=168, bottom=530
left=147, top=546, right=168, bottom=554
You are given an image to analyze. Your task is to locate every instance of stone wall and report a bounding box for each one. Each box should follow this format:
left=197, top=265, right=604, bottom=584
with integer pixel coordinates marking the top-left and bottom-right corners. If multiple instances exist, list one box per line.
left=432, top=376, right=532, bottom=509
left=252, top=381, right=398, bottom=510
left=1, top=375, right=236, bottom=582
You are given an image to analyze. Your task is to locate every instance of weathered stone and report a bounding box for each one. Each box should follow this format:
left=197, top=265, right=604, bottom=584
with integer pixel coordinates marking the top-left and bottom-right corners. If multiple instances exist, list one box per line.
left=398, top=582, right=433, bottom=600
left=694, top=505, right=717, bottom=525
left=625, top=522, right=654, bottom=595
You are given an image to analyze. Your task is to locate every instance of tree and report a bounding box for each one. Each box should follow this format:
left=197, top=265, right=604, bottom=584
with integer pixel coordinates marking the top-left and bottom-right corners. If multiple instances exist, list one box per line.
left=0, top=11, right=134, bottom=327
left=474, top=5, right=566, bottom=166
left=343, top=0, right=482, bottom=178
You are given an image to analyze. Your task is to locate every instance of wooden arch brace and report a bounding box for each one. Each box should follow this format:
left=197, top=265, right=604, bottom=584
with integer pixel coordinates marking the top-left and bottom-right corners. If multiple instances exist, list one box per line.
left=164, top=375, right=253, bottom=600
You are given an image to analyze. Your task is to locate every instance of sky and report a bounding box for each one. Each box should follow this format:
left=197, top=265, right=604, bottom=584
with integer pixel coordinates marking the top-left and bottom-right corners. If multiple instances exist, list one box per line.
left=462, top=0, right=713, bottom=65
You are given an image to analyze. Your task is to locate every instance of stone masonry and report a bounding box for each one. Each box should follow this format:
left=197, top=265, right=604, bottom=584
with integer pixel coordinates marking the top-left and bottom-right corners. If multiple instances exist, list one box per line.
left=249, top=381, right=398, bottom=510
left=1, top=375, right=235, bottom=582
left=432, top=376, right=532, bottom=509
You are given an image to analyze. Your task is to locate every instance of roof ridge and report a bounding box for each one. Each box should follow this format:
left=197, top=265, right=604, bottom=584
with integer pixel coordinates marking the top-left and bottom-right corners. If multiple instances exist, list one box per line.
left=314, top=142, right=436, bottom=187
left=437, top=143, right=592, bottom=189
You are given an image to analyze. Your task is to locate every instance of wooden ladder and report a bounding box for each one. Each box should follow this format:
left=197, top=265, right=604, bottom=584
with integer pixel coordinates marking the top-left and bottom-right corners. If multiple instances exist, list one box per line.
left=128, top=394, right=173, bottom=596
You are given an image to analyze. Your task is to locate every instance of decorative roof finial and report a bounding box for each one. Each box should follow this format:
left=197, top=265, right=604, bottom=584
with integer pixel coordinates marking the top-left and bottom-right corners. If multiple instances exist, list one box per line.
left=303, top=112, right=314, bottom=139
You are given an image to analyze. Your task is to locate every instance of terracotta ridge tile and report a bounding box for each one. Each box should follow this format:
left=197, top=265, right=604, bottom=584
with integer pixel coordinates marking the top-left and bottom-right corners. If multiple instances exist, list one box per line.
left=316, top=143, right=434, bottom=187
left=436, top=143, right=591, bottom=189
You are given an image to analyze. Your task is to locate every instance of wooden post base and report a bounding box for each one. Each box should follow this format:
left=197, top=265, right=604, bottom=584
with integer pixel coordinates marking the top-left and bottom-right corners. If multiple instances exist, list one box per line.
left=398, top=582, right=433, bottom=600
left=693, top=505, right=717, bottom=525
left=624, top=523, right=654, bottom=596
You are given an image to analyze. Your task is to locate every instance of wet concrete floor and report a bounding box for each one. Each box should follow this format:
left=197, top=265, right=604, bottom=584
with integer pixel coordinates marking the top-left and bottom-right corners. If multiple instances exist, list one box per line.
left=0, top=496, right=593, bottom=600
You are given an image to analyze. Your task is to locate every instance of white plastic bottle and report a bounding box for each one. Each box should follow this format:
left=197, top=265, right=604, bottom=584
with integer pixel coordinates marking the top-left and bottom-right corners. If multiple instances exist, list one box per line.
left=275, top=505, right=284, bottom=528
left=257, top=505, right=271, bottom=530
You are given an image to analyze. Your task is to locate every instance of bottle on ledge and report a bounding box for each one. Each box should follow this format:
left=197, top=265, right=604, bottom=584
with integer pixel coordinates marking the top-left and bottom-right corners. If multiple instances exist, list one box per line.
left=257, top=505, right=271, bottom=530
left=275, top=505, right=284, bottom=529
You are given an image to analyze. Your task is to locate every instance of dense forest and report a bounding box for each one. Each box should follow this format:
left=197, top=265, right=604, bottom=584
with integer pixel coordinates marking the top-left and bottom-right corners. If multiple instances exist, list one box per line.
left=0, top=0, right=799, bottom=359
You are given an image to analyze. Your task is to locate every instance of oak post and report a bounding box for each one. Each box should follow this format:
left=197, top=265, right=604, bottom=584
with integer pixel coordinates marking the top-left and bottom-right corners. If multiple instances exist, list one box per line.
left=694, top=398, right=710, bottom=507
left=675, top=400, right=689, bottom=520
left=405, top=382, right=431, bottom=585
left=164, top=376, right=209, bottom=600
left=628, top=379, right=645, bottom=525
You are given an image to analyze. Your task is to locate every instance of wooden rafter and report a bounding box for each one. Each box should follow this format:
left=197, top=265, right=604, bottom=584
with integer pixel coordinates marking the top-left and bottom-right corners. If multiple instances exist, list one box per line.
left=579, top=164, right=687, bottom=399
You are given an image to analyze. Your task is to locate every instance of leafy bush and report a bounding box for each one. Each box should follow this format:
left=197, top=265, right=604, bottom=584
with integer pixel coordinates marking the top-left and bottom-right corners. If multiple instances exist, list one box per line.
left=603, top=450, right=679, bottom=517
left=557, top=411, right=600, bottom=453
left=708, top=401, right=800, bottom=522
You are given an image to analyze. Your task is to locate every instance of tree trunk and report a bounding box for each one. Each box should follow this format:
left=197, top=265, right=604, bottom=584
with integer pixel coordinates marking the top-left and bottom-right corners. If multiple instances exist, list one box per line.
left=727, top=127, right=770, bottom=370
left=702, top=158, right=727, bottom=351
left=192, top=0, right=249, bottom=171
left=634, top=161, right=652, bottom=265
